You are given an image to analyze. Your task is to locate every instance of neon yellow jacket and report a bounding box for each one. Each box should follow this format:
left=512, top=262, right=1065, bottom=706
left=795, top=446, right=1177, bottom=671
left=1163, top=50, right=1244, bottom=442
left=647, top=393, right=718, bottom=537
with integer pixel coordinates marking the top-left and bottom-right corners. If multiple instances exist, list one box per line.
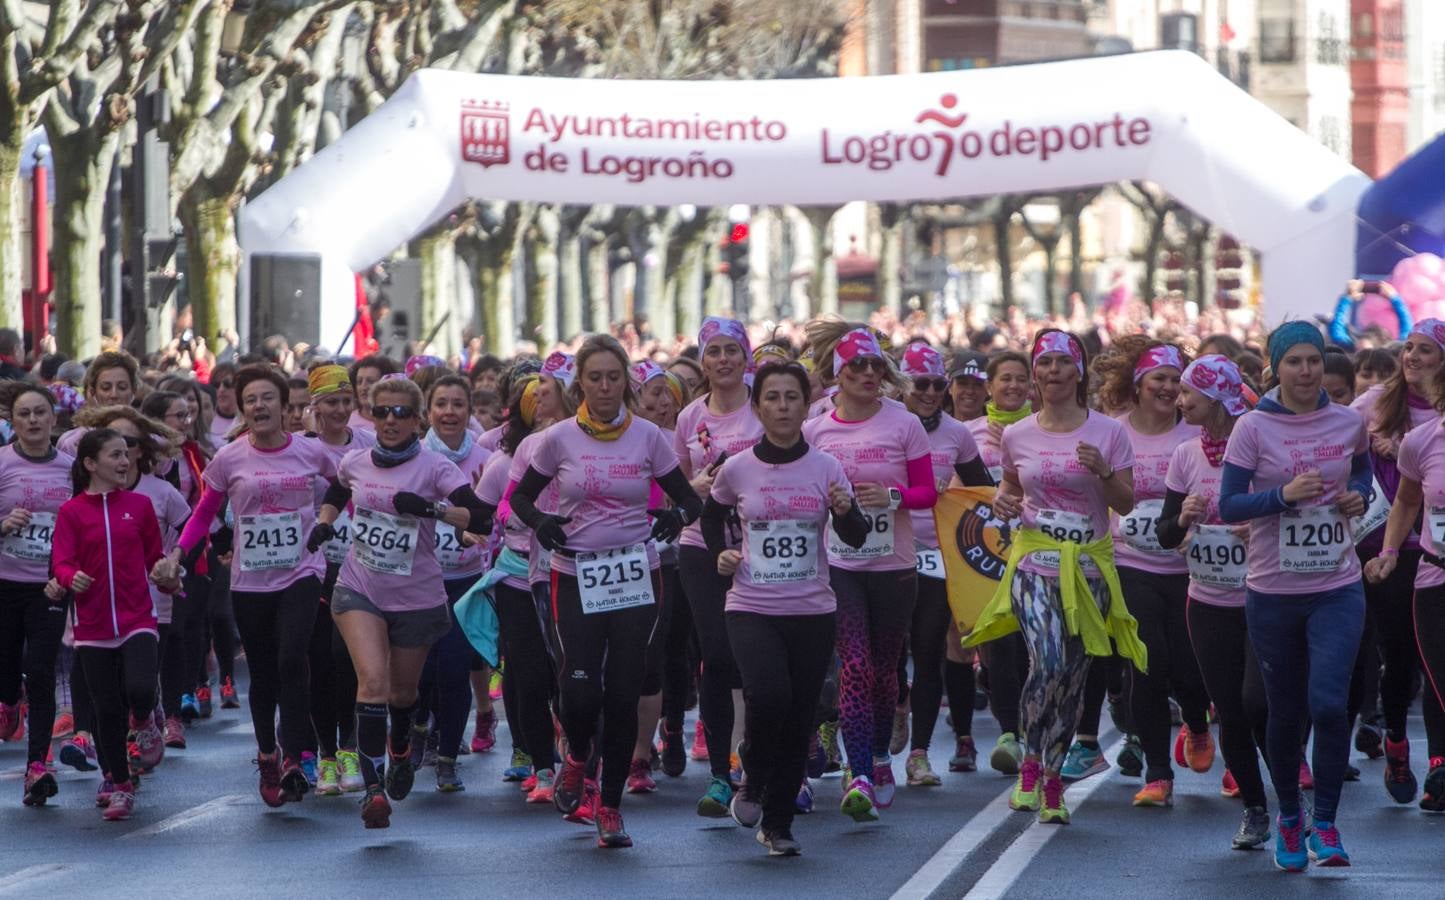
left=963, top=526, right=1148, bottom=673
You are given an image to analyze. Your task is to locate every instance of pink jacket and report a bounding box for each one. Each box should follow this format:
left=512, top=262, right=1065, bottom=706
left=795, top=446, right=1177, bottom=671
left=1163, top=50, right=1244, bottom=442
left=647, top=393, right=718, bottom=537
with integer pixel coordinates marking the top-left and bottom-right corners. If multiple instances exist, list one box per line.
left=52, top=489, right=165, bottom=646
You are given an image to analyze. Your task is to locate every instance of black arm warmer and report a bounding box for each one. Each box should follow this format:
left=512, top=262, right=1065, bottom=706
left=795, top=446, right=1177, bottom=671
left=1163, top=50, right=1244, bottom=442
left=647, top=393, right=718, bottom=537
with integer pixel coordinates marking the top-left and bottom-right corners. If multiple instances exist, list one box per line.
left=509, top=466, right=554, bottom=529
left=446, top=485, right=497, bottom=534
left=700, top=496, right=732, bottom=557
left=657, top=467, right=704, bottom=524
left=322, top=478, right=352, bottom=511
left=1156, top=488, right=1188, bottom=550
left=955, top=457, right=995, bottom=488
left=831, top=501, right=871, bottom=549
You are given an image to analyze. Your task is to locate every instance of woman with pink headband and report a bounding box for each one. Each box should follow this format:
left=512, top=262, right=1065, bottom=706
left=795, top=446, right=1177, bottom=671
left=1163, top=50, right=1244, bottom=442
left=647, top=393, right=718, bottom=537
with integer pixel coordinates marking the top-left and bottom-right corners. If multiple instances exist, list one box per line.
left=1156, top=354, right=1271, bottom=850
left=965, top=328, right=1143, bottom=826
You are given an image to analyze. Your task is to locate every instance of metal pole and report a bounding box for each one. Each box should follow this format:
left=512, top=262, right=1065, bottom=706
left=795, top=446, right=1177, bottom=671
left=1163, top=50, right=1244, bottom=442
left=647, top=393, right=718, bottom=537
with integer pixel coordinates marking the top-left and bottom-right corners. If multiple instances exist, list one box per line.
left=103, top=146, right=123, bottom=328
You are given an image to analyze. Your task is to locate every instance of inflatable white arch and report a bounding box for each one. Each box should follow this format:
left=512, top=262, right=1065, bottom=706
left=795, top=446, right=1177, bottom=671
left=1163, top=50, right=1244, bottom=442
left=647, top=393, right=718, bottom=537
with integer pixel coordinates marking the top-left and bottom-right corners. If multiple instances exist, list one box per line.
left=240, top=49, right=1370, bottom=349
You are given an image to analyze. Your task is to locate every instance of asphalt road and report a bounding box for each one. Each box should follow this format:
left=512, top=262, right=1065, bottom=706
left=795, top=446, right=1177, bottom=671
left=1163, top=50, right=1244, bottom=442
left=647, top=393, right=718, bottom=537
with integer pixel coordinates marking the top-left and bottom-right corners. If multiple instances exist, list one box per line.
left=2, top=671, right=1442, bottom=900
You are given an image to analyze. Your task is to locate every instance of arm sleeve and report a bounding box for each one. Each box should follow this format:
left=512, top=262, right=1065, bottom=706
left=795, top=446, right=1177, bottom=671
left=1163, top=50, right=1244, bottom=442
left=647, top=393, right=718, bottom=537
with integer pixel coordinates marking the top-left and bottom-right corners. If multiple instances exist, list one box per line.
left=177, top=485, right=226, bottom=555
left=1156, top=488, right=1189, bottom=550
left=700, top=497, right=731, bottom=556
left=1218, top=462, right=1289, bottom=523
left=322, top=478, right=352, bottom=511
left=830, top=501, right=871, bottom=548
left=896, top=454, right=939, bottom=510
left=656, top=465, right=703, bottom=523
left=508, top=466, right=555, bottom=529
left=445, top=484, right=497, bottom=533
left=954, top=457, right=994, bottom=488
left=1329, top=294, right=1355, bottom=348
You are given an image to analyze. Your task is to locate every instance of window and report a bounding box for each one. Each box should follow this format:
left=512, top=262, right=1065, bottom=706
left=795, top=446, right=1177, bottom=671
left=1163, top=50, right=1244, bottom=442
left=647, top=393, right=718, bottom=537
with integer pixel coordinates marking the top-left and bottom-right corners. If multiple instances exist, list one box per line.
left=1316, top=13, right=1346, bottom=65
left=1259, top=17, right=1295, bottom=63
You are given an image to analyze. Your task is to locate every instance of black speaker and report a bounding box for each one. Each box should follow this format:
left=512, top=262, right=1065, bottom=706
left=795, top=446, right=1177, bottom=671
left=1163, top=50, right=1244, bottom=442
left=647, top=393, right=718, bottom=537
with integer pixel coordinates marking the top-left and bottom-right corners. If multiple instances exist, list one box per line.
left=250, top=253, right=321, bottom=347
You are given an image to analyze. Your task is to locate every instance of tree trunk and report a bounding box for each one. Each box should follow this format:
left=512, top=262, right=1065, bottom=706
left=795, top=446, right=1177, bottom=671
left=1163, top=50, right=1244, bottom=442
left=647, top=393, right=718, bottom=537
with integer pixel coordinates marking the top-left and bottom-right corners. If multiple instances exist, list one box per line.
left=527, top=206, right=558, bottom=349
left=1143, top=214, right=1168, bottom=312
left=1041, top=240, right=1059, bottom=316
left=631, top=215, right=669, bottom=342
left=876, top=204, right=905, bottom=317
left=584, top=232, right=610, bottom=333
left=417, top=229, right=457, bottom=356
left=49, top=128, right=117, bottom=358
left=802, top=206, right=839, bottom=317
left=180, top=190, right=239, bottom=344
left=1067, top=207, right=1085, bottom=299
left=994, top=207, right=1015, bottom=317
left=558, top=214, right=583, bottom=341
left=0, top=142, right=25, bottom=329
left=472, top=238, right=516, bottom=357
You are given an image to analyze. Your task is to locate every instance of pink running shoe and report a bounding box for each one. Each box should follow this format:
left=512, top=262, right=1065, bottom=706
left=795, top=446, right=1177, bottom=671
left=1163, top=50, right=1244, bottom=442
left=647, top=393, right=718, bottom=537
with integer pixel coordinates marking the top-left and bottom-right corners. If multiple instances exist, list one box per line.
left=470, top=709, right=497, bottom=754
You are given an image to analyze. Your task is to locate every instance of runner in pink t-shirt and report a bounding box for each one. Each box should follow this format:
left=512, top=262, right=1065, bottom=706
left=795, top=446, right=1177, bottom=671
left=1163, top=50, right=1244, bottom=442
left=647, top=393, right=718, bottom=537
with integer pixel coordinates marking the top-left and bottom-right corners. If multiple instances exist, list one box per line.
left=508, top=335, right=702, bottom=848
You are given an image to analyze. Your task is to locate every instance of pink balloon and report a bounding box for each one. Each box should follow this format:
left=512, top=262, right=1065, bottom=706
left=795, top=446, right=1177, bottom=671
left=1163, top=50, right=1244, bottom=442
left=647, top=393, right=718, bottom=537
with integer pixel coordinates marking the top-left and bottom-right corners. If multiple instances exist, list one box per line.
left=1388, top=253, right=1445, bottom=319
left=1356, top=294, right=1403, bottom=332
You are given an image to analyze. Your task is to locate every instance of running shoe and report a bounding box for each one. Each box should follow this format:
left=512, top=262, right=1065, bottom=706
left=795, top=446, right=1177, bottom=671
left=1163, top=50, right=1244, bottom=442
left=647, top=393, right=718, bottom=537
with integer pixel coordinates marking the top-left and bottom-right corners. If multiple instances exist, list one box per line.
left=407, top=724, right=430, bottom=770
left=195, top=685, right=213, bottom=718
left=729, top=750, right=744, bottom=790
left=990, top=732, right=1023, bottom=776
left=281, top=756, right=310, bottom=803
left=661, top=726, right=686, bottom=777
left=731, top=787, right=763, bottom=828
left=697, top=776, right=734, bottom=817
left=488, top=668, right=504, bottom=701
left=1132, top=778, right=1174, bottom=807
left=1422, top=758, right=1445, bottom=813
left=873, top=759, right=897, bottom=808
left=796, top=778, right=814, bottom=814
left=1009, top=758, right=1042, bottom=811
left=889, top=704, right=910, bottom=756
left=974, top=687, right=989, bottom=711
left=163, top=716, right=186, bottom=750
left=907, top=749, right=943, bottom=786
left=1344, top=763, right=1361, bottom=781
left=1274, top=814, right=1307, bottom=872
left=1232, top=805, right=1271, bottom=850
left=1060, top=742, right=1109, bottom=782
left=595, top=805, right=632, bottom=848
left=180, top=692, right=200, bottom=722
left=819, top=720, right=841, bottom=773
left=257, top=752, right=285, bottom=807
left=300, top=751, right=319, bottom=786
left=1299, top=759, right=1314, bottom=790
left=384, top=746, right=415, bottom=801
left=757, top=827, right=802, bottom=856
left=470, top=710, right=496, bottom=754
left=129, top=713, right=164, bottom=771
left=52, top=711, right=74, bottom=739
left=337, top=749, right=365, bottom=793
left=1180, top=724, right=1215, bottom=773
left=691, top=719, right=709, bottom=761
left=948, top=736, right=977, bottom=773
left=553, top=755, right=587, bottom=815
left=1116, top=735, right=1144, bottom=778
left=1355, top=722, right=1384, bottom=759
left=361, top=786, right=391, bottom=829
left=1385, top=737, right=1417, bottom=803
left=0, top=701, right=17, bottom=742
left=435, top=757, right=464, bottom=792
left=1307, top=820, right=1350, bottom=867
left=1172, top=724, right=1186, bottom=767
left=565, top=780, right=599, bottom=825
left=102, top=783, right=135, bottom=821
left=1038, top=775, right=1069, bottom=824
left=220, top=677, right=240, bottom=710
left=1221, top=769, right=1240, bottom=798
left=520, top=771, right=538, bottom=793
left=840, top=774, right=879, bottom=822
left=502, top=749, right=533, bottom=782
left=22, top=761, right=57, bottom=808
left=95, top=777, right=115, bottom=807
left=626, top=758, right=656, bottom=794
left=317, top=758, right=342, bottom=796
left=527, top=769, right=555, bottom=804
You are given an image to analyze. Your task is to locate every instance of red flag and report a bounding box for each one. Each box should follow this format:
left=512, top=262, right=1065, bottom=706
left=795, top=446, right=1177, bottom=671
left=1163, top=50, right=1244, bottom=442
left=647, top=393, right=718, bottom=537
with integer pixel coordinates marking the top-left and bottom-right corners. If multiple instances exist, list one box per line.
left=1220, top=20, right=1237, bottom=46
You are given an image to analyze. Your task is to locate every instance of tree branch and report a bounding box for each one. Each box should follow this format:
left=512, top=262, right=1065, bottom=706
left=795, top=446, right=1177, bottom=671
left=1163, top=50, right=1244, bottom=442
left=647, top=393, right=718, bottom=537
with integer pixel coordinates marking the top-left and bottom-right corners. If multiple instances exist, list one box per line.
left=21, top=0, right=123, bottom=103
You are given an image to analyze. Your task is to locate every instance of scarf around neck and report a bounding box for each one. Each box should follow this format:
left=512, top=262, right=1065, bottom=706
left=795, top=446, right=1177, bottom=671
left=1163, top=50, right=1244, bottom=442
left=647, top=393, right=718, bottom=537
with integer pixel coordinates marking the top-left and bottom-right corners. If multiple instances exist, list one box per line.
left=919, top=410, right=942, bottom=433
left=1201, top=431, right=1229, bottom=467
left=576, top=402, right=632, bottom=442
left=371, top=434, right=422, bottom=468
left=986, top=400, right=1032, bottom=428
left=424, top=428, right=474, bottom=465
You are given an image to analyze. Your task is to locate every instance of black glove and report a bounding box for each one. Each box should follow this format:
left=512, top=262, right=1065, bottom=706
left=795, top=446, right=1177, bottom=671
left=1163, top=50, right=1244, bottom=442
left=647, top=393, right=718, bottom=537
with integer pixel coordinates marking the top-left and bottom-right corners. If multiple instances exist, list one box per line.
left=535, top=514, right=572, bottom=552
left=306, top=521, right=336, bottom=553
left=648, top=508, right=686, bottom=544
left=210, top=524, right=233, bottom=557
left=393, top=491, right=436, bottom=518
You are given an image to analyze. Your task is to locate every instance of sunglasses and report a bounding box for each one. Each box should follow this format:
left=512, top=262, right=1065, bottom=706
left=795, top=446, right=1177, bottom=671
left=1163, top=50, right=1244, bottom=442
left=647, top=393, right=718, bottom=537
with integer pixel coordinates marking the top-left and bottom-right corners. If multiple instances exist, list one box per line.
left=371, top=404, right=416, bottom=421
left=845, top=357, right=887, bottom=374
left=219, top=379, right=234, bottom=389
left=912, top=377, right=948, bottom=393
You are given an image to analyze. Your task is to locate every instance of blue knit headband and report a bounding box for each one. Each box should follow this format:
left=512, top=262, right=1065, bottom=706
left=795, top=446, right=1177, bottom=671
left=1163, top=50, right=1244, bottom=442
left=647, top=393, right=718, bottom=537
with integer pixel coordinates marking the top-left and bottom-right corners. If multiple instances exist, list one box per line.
left=1268, top=321, right=1324, bottom=374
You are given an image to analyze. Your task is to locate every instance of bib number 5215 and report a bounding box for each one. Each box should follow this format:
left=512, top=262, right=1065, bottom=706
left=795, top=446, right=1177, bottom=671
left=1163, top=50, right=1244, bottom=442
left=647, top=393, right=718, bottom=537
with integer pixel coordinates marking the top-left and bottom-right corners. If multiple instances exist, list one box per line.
left=576, top=544, right=655, bottom=614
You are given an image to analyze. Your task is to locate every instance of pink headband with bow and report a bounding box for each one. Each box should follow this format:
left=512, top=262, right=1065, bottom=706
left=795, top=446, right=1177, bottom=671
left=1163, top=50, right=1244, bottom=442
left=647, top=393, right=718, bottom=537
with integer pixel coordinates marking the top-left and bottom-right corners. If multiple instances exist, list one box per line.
left=900, top=342, right=946, bottom=379
left=1181, top=354, right=1247, bottom=417
left=1031, top=331, right=1084, bottom=376
left=834, top=328, right=885, bottom=375
left=542, top=351, right=576, bottom=389
left=1134, top=344, right=1185, bottom=382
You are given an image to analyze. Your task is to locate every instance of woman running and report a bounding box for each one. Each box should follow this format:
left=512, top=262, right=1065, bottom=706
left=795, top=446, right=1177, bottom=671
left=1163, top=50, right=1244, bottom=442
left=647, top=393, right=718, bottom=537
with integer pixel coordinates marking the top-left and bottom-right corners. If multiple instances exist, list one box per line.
left=52, top=428, right=181, bottom=821
left=673, top=317, right=763, bottom=816
left=965, top=329, right=1143, bottom=826
left=1219, top=321, right=1370, bottom=870
left=1, top=385, right=74, bottom=807
left=1156, top=354, right=1272, bottom=849
left=702, top=361, right=869, bottom=855
left=510, top=334, right=703, bottom=848
left=802, top=324, right=938, bottom=820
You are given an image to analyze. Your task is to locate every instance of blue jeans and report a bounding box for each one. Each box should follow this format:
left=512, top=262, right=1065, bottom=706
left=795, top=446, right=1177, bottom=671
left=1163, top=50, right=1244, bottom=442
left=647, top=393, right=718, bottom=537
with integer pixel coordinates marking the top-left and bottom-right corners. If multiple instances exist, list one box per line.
left=1245, top=581, right=1364, bottom=823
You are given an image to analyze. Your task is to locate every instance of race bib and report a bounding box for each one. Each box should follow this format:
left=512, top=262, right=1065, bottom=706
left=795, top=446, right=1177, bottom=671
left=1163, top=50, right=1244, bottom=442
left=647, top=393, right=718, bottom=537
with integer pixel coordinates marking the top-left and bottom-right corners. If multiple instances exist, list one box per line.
left=1035, top=508, right=1095, bottom=545
left=237, top=511, right=303, bottom=572
left=576, top=543, right=654, bottom=614
left=829, top=508, right=895, bottom=561
left=352, top=508, right=420, bottom=576
left=322, top=510, right=352, bottom=566
left=915, top=547, right=945, bottom=580
left=1349, top=477, right=1389, bottom=544
left=1187, top=524, right=1247, bottom=589
left=746, top=519, right=819, bottom=584
left=1427, top=506, right=1445, bottom=548
left=1119, top=498, right=1166, bottom=553
left=1278, top=506, right=1349, bottom=573
left=435, top=527, right=467, bottom=570
left=2, top=511, right=55, bottom=562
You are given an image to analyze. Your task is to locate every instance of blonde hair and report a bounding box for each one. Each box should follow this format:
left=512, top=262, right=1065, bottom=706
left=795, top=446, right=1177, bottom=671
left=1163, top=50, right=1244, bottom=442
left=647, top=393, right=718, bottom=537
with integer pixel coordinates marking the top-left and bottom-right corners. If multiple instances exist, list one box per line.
left=571, top=334, right=637, bottom=409
left=804, top=316, right=907, bottom=393
left=371, top=377, right=425, bottom=412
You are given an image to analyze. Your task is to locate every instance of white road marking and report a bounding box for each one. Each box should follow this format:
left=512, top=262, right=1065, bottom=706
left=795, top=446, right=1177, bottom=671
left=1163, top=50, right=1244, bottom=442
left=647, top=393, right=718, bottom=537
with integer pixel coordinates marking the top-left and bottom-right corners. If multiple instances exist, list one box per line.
left=119, top=793, right=249, bottom=839
left=0, top=864, right=73, bottom=895
left=890, top=788, right=1015, bottom=900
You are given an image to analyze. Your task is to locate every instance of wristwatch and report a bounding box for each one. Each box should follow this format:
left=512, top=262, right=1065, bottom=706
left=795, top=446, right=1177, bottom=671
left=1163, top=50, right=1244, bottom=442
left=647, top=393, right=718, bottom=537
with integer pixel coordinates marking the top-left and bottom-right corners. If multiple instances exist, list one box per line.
left=888, top=487, right=903, bottom=510
left=432, top=499, right=452, bottom=519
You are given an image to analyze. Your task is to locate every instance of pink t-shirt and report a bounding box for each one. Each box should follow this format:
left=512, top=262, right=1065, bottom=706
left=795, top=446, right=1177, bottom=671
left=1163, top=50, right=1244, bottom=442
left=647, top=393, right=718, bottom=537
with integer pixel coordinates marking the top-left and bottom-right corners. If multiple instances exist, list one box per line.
left=1222, top=402, right=1368, bottom=595
left=478, top=450, right=532, bottom=592
left=1111, top=416, right=1198, bottom=575
left=1001, top=410, right=1134, bottom=577
left=966, top=416, right=1006, bottom=483
left=711, top=447, right=851, bottom=616
left=335, top=447, right=468, bottom=611
left=478, top=424, right=506, bottom=453
left=209, top=414, right=237, bottom=448
left=429, top=439, right=492, bottom=580
left=133, top=473, right=192, bottom=624
left=0, top=445, right=74, bottom=584
left=509, top=430, right=563, bottom=586
left=1395, top=419, right=1445, bottom=591
left=673, top=395, right=763, bottom=550
left=1165, top=438, right=1244, bottom=607
left=1351, top=384, right=1436, bottom=435
left=802, top=401, right=932, bottom=572
left=311, top=428, right=377, bottom=509
left=528, top=416, right=680, bottom=576
left=912, top=414, right=980, bottom=549
left=202, top=434, right=336, bottom=593
left=56, top=426, right=84, bottom=458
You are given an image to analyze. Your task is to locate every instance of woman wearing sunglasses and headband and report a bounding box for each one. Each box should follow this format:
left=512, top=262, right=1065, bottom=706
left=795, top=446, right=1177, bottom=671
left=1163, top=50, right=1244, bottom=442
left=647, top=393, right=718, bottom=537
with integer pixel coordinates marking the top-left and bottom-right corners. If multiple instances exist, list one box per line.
left=965, top=328, right=1143, bottom=826
left=895, top=342, right=992, bottom=785
left=801, top=323, right=938, bottom=821
left=510, top=335, right=703, bottom=849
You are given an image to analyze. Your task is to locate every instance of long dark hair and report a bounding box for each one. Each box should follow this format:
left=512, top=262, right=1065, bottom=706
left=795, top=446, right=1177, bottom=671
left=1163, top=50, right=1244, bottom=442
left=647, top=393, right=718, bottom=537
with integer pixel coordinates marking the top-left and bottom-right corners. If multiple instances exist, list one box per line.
left=71, top=427, right=122, bottom=495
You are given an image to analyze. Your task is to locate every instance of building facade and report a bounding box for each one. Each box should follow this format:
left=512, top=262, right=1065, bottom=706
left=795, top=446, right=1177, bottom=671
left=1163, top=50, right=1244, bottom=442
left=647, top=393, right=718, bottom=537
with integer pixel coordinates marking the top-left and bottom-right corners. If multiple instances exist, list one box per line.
left=1350, top=0, right=1408, bottom=177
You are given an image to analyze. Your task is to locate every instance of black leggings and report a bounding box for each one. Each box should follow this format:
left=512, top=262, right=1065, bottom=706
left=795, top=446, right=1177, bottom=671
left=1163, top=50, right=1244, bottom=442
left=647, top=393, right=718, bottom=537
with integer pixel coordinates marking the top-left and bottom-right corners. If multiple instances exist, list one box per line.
left=415, top=576, right=479, bottom=758
left=660, top=565, right=697, bottom=734
left=1077, top=652, right=1129, bottom=737
left=1124, top=568, right=1209, bottom=782
left=1356, top=549, right=1420, bottom=739
left=0, top=579, right=67, bottom=763
left=169, top=571, right=207, bottom=706
left=981, top=632, right=1028, bottom=736
left=1186, top=598, right=1269, bottom=808
left=494, top=580, right=558, bottom=768
left=307, top=598, right=359, bottom=757
left=640, top=563, right=676, bottom=697
left=909, top=575, right=973, bottom=750
left=1410, top=584, right=1445, bottom=759
left=678, top=545, right=741, bottom=778
left=729, top=610, right=835, bottom=833
left=551, top=569, right=663, bottom=808
left=233, top=576, right=319, bottom=757
left=77, top=634, right=158, bottom=783
left=198, top=549, right=236, bottom=687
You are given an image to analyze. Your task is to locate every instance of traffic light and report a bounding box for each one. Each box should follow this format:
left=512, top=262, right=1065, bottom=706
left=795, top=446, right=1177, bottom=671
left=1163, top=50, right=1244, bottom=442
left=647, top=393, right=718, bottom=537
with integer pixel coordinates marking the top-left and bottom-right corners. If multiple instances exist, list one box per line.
left=726, top=222, right=750, bottom=282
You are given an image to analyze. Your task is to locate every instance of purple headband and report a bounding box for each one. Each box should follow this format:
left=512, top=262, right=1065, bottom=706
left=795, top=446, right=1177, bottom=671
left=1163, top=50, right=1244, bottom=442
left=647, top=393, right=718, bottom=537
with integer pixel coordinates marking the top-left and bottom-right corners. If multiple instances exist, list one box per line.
left=1181, top=354, right=1247, bottom=417
left=1031, top=331, right=1084, bottom=376
left=630, top=360, right=666, bottom=390
left=1134, top=344, right=1185, bottom=382
left=834, top=327, right=885, bottom=374
left=900, top=342, right=946, bottom=379
left=698, top=317, right=751, bottom=360
left=1410, top=317, right=1445, bottom=351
